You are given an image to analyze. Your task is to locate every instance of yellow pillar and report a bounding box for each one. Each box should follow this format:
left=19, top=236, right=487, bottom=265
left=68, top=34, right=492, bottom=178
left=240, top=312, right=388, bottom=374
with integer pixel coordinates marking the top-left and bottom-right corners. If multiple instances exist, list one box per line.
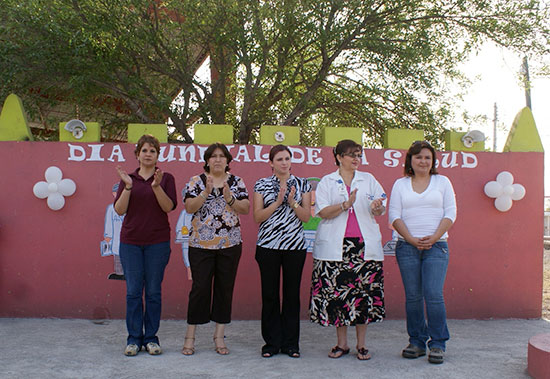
left=0, top=94, right=33, bottom=141
left=503, top=107, right=544, bottom=152
left=194, top=124, right=233, bottom=145
left=127, top=124, right=168, bottom=143
left=259, top=125, right=300, bottom=145
left=383, top=129, right=424, bottom=149
left=322, top=127, right=362, bottom=147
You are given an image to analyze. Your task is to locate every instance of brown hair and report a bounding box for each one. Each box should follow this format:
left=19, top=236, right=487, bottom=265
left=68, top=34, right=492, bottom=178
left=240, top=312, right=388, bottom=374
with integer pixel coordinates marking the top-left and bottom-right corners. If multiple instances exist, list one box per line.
left=134, top=134, right=160, bottom=157
left=333, top=139, right=362, bottom=166
left=404, top=140, right=438, bottom=176
left=269, top=144, right=292, bottom=161
left=203, top=143, right=232, bottom=172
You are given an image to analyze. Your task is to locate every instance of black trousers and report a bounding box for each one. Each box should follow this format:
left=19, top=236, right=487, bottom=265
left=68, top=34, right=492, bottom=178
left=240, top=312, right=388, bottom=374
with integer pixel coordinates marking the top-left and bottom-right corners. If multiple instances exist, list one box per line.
left=187, top=244, right=242, bottom=324
left=255, top=246, right=307, bottom=353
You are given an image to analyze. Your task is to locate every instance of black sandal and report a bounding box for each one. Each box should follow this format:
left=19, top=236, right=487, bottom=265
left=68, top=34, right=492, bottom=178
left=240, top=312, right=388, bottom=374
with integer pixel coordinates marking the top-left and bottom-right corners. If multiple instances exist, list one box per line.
left=356, top=347, right=371, bottom=361
left=328, top=345, right=350, bottom=359
left=262, top=347, right=279, bottom=358
left=282, top=349, right=300, bottom=358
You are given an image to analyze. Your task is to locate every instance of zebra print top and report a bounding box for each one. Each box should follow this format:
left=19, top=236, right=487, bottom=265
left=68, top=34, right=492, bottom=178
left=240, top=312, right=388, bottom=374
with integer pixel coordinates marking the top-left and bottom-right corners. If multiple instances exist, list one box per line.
left=254, top=175, right=312, bottom=250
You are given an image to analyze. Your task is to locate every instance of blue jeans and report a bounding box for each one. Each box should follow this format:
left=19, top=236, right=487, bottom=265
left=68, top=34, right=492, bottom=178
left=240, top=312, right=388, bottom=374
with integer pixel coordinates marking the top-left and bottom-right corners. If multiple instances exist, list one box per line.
left=395, top=240, right=449, bottom=351
left=119, top=241, right=171, bottom=347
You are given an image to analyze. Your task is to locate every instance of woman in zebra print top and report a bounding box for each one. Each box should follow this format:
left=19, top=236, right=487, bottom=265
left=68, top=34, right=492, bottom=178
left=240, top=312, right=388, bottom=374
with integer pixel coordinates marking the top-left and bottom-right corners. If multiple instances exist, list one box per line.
left=253, top=144, right=312, bottom=358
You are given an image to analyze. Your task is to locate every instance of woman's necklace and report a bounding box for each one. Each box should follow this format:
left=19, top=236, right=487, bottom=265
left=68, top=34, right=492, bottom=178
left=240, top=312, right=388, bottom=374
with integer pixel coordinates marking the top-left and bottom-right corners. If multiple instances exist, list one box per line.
left=211, top=173, right=227, bottom=196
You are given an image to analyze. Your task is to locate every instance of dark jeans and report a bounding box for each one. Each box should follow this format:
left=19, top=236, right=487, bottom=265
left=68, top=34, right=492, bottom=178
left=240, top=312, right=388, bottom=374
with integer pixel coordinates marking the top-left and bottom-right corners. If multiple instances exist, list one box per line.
left=255, top=246, right=307, bottom=353
left=187, top=244, right=242, bottom=324
left=395, top=240, right=450, bottom=350
left=119, top=241, right=171, bottom=347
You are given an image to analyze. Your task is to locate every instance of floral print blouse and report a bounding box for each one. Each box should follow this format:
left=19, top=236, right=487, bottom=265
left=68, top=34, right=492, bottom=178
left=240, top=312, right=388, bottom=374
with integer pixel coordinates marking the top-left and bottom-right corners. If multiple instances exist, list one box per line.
left=184, top=173, right=249, bottom=250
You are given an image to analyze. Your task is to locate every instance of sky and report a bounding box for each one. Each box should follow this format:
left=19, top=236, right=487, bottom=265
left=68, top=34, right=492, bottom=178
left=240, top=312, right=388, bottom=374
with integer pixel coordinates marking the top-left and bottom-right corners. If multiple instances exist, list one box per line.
left=451, top=42, right=550, bottom=196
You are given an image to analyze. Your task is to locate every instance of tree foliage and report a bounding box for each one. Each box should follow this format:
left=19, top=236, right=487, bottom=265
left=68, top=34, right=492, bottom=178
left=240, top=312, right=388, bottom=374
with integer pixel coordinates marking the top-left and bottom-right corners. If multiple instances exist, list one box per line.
left=1, top=0, right=548, bottom=144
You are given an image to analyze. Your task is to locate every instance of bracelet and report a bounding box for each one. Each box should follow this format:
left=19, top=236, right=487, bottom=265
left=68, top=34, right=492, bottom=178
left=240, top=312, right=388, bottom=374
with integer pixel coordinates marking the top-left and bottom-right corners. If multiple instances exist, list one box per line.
left=199, top=192, right=207, bottom=200
left=227, top=196, right=236, bottom=206
left=124, top=186, right=132, bottom=191
left=292, top=202, right=299, bottom=209
left=340, top=202, right=346, bottom=211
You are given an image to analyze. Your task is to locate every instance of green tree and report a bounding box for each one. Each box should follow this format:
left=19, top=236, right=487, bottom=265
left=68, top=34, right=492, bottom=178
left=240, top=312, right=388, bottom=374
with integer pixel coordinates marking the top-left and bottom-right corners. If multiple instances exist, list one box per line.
left=1, top=0, right=548, bottom=144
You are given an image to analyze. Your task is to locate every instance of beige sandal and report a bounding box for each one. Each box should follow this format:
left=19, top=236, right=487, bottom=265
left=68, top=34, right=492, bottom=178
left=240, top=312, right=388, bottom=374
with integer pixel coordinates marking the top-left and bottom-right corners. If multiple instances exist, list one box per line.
left=181, top=337, right=195, bottom=356
left=213, top=336, right=229, bottom=355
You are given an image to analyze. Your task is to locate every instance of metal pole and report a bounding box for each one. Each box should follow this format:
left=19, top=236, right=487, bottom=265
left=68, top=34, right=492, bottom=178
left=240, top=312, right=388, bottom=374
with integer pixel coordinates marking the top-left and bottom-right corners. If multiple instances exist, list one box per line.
left=493, top=102, right=497, bottom=152
left=522, top=56, right=532, bottom=110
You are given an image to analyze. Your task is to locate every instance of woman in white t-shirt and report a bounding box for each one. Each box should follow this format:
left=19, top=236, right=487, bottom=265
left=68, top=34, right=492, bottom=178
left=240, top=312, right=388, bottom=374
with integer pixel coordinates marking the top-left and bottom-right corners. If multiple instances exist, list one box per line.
left=388, top=140, right=456, bottom=365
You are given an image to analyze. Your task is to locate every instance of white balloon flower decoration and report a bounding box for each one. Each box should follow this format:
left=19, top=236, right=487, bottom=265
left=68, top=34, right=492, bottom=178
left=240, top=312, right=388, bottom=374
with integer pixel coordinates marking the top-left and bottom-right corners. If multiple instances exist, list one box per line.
left=33, top=166, right=77, bottom=211
left=484, top=171, right=526, bottom=212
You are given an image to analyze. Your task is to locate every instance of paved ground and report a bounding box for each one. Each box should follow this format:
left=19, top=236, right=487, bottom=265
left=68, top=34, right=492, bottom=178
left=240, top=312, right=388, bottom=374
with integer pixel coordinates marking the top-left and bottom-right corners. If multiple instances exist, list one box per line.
left=1, top=318, right=549, bottom=378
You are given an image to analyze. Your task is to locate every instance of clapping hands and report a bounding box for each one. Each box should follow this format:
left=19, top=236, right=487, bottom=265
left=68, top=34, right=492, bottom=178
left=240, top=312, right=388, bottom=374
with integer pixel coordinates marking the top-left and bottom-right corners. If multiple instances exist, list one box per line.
left=116, top=166, right=132, bottom=188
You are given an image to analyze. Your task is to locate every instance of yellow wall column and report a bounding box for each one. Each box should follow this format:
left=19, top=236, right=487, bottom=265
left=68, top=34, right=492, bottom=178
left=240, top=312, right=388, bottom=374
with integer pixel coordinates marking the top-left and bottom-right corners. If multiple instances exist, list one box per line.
left=383, top=129, right=424, bottom=149
left=0, top=94, right=34, bottom=141
left=194, top=124, right=233, bottom=145
left=259, top=125, right=300, bottom=145
left=322, top=127, right=362, bottom=147
left=503, top=107, right=544, bottom=152
left=127, top=124, right=168, bottom=143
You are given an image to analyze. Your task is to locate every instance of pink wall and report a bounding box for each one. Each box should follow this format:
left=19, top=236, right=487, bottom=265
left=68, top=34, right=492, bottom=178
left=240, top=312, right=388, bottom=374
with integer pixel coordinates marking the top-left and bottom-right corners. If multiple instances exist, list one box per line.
left=0, top=141, right=543, bottom=319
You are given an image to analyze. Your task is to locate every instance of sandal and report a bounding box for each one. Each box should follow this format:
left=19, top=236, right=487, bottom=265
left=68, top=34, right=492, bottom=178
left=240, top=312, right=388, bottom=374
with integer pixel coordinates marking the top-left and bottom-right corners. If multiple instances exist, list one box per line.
left=213, top=336, right=230, bottom=355
left=356, top=347, right=371, bottom=361
left=287, top=350, right=300, bottom=358
left=181, top=337, right=195, bottom=356
left=281, top=348, right=300, bottom=358
left=262, top=345, right=279, bottom=358
left=328, top=345, right=350, bottom=359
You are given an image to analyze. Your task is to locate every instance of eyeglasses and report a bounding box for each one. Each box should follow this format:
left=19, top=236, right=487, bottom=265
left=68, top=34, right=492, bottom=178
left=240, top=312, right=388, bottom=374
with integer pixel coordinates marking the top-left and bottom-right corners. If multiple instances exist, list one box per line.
left=342, top=153, right=363, bottom=159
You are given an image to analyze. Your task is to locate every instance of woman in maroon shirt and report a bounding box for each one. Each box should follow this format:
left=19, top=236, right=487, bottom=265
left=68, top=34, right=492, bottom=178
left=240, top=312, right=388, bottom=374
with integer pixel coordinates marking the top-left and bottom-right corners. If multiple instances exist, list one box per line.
left=114, top=134, right=177, bottom=357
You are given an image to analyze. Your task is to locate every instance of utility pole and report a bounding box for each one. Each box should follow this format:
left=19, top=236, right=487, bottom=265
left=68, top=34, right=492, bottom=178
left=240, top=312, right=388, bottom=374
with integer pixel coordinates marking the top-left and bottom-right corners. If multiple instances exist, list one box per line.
left=522, top=56, right=532, bottom=110
left=493, top=102, right=498, bottom=152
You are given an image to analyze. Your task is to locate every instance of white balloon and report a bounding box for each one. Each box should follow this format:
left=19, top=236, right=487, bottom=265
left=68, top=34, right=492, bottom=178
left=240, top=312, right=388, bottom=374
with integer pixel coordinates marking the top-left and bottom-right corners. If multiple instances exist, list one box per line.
left=494, top=195, right=512, bottom=212
left=484, top=181, right=502, bottom=198
left=33, top=181, right=49, bottom=199
left=45, top=166, right=63, bottom=183
left=47, top=193, right=65, bottom=211
left=511, top=183, right=526, bottom=201
left=496, top=171, right=514, bottom=186
left=48, top=182, right=58, bottom=193
left=58, top=179, right=76, bottom=196
left=503, top=185, right=514, bottom=196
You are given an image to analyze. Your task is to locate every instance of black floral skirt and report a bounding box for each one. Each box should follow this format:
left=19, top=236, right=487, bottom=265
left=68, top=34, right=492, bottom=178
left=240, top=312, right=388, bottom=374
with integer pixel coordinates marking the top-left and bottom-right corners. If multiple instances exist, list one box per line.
left=309, top=237, right=385, bottom=326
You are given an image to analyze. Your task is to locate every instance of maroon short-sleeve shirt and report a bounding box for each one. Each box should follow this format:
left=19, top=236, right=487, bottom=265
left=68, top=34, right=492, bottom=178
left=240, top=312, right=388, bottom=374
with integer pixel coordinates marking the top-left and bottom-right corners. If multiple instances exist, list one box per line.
left=115, top=168, right=177, bottom=245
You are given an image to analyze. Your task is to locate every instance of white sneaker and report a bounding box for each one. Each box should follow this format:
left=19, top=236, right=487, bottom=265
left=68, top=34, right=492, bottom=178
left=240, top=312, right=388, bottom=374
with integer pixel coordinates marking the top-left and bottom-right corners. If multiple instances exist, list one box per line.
left=146, top=342, right=162, bottom=355
left=124, top=344, right=140, bottom=356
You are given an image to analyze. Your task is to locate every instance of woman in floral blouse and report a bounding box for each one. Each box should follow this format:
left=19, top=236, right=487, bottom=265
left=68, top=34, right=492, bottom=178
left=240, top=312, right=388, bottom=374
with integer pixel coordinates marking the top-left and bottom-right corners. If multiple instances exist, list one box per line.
left=181, top=143, right=250, bottom=356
